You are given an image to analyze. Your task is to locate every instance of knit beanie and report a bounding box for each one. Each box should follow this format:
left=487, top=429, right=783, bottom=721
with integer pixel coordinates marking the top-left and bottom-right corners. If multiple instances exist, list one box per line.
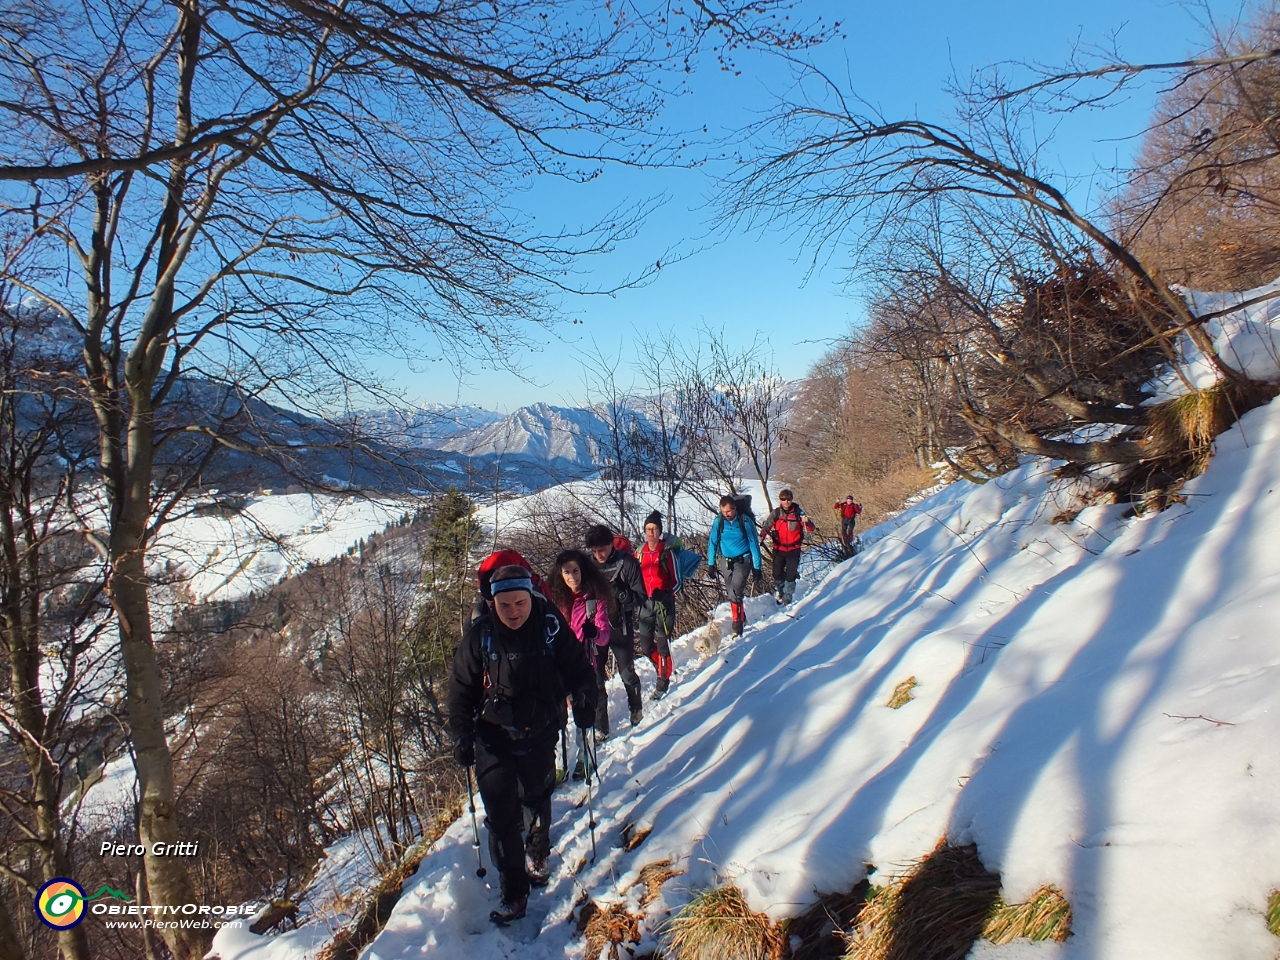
left=643, top=510, right=663, bottom=533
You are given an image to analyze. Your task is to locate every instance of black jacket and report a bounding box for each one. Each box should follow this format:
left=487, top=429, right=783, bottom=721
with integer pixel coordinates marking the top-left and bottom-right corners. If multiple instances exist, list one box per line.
left=595, top=546, right=646, bottom=630
left=448, top=596, right=596, bottom=748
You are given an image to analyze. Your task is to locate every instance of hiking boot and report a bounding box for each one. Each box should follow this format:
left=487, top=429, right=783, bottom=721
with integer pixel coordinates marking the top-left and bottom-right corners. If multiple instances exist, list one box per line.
left=489, top=896, right=528, bottom=926
left=571, top=756, right=591, bottom=781
left=651, top=676, right=669, bottom=701
left=629, top=706, right=643, bottom=726
left=732, top=618, right=744, bottom=638
left=775, top=591, right=785, bottom=605
left=526, top=855, right=550, bottom=887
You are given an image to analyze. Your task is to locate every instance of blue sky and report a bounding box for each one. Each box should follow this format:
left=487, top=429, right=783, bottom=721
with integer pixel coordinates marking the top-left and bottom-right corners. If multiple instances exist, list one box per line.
left=402, top=0, right=1243, bottom=412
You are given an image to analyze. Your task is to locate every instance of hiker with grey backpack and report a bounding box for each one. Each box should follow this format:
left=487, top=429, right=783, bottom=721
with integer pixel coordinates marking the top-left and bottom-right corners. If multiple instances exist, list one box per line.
left=447, top=565, right=597, bottom=926
left=584, top=524, right=647, bottom=727
left=707, top=494, right=763, bottom=637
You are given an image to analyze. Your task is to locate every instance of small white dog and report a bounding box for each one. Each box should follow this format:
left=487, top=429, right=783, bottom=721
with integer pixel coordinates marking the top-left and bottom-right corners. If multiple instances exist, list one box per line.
left=694, top=619, right=723, bottom=659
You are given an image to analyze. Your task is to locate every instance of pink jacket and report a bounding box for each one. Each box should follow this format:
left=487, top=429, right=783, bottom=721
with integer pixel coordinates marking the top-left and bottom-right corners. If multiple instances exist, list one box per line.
left=567, top=591, right=611, bottom=666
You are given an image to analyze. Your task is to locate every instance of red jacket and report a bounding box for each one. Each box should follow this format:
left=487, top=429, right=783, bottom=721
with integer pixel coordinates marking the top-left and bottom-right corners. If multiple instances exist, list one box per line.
left=834, top=501, right=862, bottom=520
left=763, top=503, right=813, bottom=551
left=638, top=541, right=677, bottom=596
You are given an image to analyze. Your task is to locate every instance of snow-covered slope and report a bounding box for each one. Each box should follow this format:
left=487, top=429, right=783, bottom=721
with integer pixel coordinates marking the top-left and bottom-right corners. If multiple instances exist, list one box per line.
left=213, top=388, right=1280, bottom=960
left=153, top=493, right=411, bottom=603
left=434, top=386, right=800, bottom=478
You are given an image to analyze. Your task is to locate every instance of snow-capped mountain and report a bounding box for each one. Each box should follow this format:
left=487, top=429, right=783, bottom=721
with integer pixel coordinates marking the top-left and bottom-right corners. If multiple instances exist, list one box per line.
left=436, top=402, right=610, bottom=464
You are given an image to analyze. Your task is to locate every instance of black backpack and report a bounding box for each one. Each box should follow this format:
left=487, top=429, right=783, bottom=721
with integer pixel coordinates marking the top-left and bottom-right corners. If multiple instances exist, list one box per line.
left=477, top=605, right=567, bottom=736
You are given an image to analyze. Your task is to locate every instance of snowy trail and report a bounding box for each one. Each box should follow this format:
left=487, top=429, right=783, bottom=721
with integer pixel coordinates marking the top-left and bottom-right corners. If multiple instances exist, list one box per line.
left=215, top=398, right=1280, bottom=960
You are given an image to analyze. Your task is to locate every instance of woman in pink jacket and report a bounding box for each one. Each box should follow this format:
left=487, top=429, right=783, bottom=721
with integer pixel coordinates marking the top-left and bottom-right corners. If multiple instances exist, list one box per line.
left=548, top=550, right=616, bottom=754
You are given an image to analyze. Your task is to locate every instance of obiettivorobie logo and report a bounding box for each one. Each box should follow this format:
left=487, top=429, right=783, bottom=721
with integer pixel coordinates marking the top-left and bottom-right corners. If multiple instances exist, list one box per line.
left=35, top=878, right=132, bottom=930
left=36, top=876, right=260, bottom=931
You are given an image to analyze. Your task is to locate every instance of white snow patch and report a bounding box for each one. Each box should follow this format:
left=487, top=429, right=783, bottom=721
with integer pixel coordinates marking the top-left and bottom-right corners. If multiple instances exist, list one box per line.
left=153, top=494, right=411, bottom=603
left=68, top=754, right=136, bottom=834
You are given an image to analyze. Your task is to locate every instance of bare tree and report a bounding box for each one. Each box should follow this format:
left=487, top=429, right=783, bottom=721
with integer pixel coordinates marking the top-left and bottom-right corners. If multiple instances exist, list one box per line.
left=0, top=257, right=112, bottom=960
left=0, top=3, right=824, bottom=954
left=726, top=64, right=1277, bottom=488
left=580, top=344, right=644, bottom=535
left=697, top=332, right=790, bottom=512
left=631, top=335, right=707, bottom=535
left=1112, top=8, right=1280, bottom=289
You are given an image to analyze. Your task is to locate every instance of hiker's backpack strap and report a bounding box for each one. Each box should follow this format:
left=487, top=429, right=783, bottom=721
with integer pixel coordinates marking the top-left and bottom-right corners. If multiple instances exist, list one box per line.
left=481, top=621, right=495, bottom=691
left=543, top=609, right=560, bottom=650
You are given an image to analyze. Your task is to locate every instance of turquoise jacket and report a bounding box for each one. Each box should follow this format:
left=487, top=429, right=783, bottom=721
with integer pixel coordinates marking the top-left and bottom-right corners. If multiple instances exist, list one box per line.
left=708, top=512, right=762, bottom=569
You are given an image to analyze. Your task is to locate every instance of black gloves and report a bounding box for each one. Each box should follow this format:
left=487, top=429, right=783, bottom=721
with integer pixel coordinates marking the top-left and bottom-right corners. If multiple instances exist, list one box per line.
left=580, top=619, right=598, bottom=642
left=453, top=737, right=475, bottom=768
left=753, top=568, right=764, bottom=585
left=706, top=564, right=719, bottom=579
left=572, top=692, right=595, bottom=729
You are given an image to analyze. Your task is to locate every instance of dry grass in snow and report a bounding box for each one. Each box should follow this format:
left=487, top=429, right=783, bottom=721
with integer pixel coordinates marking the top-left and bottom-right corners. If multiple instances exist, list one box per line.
left=663, top=884, right=787, bottom=960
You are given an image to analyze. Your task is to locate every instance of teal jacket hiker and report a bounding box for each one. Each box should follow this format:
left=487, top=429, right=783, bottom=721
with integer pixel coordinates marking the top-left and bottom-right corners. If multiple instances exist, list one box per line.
left=708, top=512, right=762, bottom=569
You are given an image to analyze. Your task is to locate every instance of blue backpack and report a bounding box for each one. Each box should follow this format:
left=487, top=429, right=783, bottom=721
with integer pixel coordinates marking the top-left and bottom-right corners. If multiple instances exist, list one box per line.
left=637, top=535, right=706, bottom=593
left=671, top=543, right=704, bottom=591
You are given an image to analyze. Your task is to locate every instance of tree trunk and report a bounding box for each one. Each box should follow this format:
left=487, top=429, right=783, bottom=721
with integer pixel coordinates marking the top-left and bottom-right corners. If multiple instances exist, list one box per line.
left=109, top=405, right=211, bottom=960
left=38, top=786, right=91, bottom=960
left=3, top=514, right=90, bottom=960
left=0, top=885, right=26, bottom=960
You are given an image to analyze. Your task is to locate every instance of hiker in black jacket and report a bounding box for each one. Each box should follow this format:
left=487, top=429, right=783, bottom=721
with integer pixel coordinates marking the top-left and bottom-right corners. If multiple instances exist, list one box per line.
left=448, top=565, right=597, bottom=926
left=585, top=524, right=646, bottom=727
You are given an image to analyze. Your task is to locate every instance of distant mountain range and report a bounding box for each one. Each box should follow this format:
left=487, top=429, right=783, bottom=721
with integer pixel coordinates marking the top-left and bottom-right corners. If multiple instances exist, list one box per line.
left=436, top=402, right=609, bottom=464
left=356, top=385, right=799, bottom=493
left=18, top=307, right=798, bottom=497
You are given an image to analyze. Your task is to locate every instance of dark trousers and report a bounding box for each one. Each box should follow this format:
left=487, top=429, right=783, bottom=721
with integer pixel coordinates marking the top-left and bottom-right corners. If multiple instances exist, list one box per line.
left=637, top=594, right=675, bottom=683
left=724, top=557, right=752, bottom=605
left=591, top=652, right=609, bottom=734
left=475, top=732, right=557, bottom=902
left=637, top=594, right=675, bottom=651
left=842, top=516, right=857, bottom=543
left=606, top=640, right=642, bottom=717
left=773, top=548, right=800, bottom=601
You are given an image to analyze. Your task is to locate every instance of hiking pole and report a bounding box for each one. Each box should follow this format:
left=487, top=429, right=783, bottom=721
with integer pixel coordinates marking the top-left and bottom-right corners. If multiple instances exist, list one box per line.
left=580, top=727, right=597, bottom=862
left=560, top=721, right=569, bottom=782
left=465, top=766, right=487, bottom=878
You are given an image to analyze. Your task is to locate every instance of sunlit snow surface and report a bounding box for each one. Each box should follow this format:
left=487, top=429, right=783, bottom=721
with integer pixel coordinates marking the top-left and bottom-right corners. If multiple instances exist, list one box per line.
left=154, top=493, right=410, bottom=603
left=213, top=393, right=1280, bottom=960
left=213, top=279, right=1280, bottom=959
